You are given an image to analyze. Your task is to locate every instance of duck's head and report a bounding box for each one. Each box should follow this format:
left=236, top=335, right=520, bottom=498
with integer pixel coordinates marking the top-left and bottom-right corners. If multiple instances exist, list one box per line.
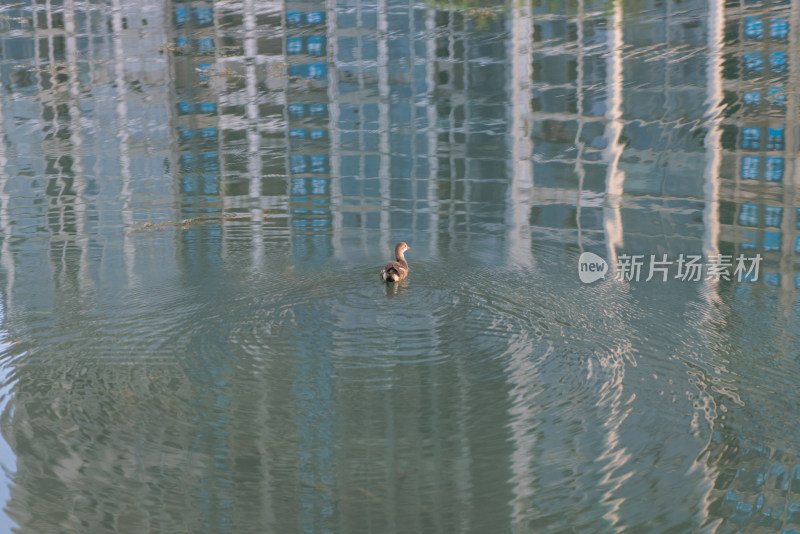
left=395, top=242, right=411, bottom=255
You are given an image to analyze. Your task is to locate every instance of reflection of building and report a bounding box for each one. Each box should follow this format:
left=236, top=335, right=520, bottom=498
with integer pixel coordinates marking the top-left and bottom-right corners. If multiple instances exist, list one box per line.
left=284, top=0, right=332, bottom=263
left=528, top=2, right=615, bottom=257
left=524, top=8, right=717, bottom=528
left=524, top=2, right=799, bottom=532
left=322, top=2, right=515, bottom=530
left=0, top=0, right=172, bottom=316
left=281, top=2, right=337, bottom=530
left=717, top=0, right=800, bottom=294
left=618, top=0, right=712, bottom=259
left=429, top=9, right=510, bottom=256
left=325, top=1, right=510, bottom=261
left=529, top=0, right=715, bottom=260
left=705, top=0, right=800, bottom=529
left=168, top=0, right=223, bottom=221
left=166, top=0, right=289, bottom=256
left=163, top=1, right=292, bottom=530
left=1, top=0, right=799, bottom=531
left=0, top=1, right=187, bottom=531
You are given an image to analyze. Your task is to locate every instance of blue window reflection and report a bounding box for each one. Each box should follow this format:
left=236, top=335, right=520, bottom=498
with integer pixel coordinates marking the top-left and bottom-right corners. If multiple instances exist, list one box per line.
left=765, top=157, right=783, bottom=181
left=310, top=177, right=328, bottom=194
left=769, top=51, right=787, bottom=72
left=194, top=7, right=213, bottom=26
left=287, top=12, right=304, bottom=26
left=181, top=177, right=194, bottom=194
left=743, top=52, right=763, bottom=72
left=202, top=153, right=218, bottom=172
left=306, top=12, right=325, bottom=24
left=309, top=104, right=327, bottom=117
left=767, top=86, right=786, bottom=106
left=741, top=156, right=759, bottom=179
left=288, top=104, right=306, bottom=118
left=739, top=203, right=758, bottom=226
left=288, top=37, right=303, bottom=54
left=174, top=8, right=189, bottom=25
left=743, top=92, right=760, bottom=105
left=292, top=178, right=308, bottom=195
left=307, top=63, right=326, bottom=78
left=290, top=129, right=307, bottom=139
left=202, top=178, right=218, bottom=195
left=291, top=155, right=308, bottom=174
left=767, top=127, right=784, bottom=150
left=307, top=36, right=325, bottom=56
left=764, top=231, right=781, bottom=251
left=741, top=127, right=760, bottom=149
left=770, top=17, right=788, bottom=40
left=764, top=206, right=782, bottom=227
left=745, top=17, right=763, bottom=39
left=310, top=155, right=328, bottom=174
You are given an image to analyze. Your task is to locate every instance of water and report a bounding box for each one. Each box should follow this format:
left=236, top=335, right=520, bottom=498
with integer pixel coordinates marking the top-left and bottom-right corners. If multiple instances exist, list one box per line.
left=0, top=0, right=798, bottom=531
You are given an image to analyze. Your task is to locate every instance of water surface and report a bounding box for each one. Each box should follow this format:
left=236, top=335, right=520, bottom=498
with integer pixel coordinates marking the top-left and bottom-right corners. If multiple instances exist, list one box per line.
left=0, top=0, right=799, bottom=532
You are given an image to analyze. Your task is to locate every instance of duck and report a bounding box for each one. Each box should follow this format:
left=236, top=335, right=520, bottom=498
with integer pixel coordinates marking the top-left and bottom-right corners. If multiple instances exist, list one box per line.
left=380, top=242, right=411, bottom=282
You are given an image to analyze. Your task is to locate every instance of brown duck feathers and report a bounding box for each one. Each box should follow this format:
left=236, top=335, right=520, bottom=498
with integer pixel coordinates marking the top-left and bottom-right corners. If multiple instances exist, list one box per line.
left=380, top=242, right=411, bottom=282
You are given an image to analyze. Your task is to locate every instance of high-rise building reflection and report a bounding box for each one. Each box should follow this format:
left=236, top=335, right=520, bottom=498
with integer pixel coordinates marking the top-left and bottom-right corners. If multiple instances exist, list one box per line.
left=519, top=1, right=798, bottom=531
left=285, top=0, right=332, bottom=264
left=717, top=0, right=799, bottom=296
left=0, top=0, right=798, bottom=531
left=702, top=0, right=800, bottom=528
left=0, top=1, right=183, bottom=531
left=323, top=1, right=514, bottom=530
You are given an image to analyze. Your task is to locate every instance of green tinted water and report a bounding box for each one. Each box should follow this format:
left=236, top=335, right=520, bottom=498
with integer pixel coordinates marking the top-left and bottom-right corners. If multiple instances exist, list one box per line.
left=0, top=0, right=798, bottom=532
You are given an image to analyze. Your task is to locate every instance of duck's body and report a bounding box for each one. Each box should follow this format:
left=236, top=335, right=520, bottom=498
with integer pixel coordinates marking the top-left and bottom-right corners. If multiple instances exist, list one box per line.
left=380, top=242, right=411, bottom=282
